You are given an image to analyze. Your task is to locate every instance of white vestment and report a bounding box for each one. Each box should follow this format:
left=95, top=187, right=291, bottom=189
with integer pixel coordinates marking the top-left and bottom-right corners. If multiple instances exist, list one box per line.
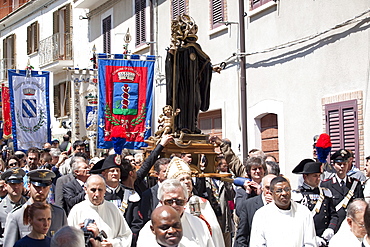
left=68, top=199, right=132, bottom=247
left=185, top=196, right=225, bottom=247
left=137, top=212, right=215, bottom=247
left=250, top=200, right=317, bottom=247
left=329, top=218, right=362, bottom=246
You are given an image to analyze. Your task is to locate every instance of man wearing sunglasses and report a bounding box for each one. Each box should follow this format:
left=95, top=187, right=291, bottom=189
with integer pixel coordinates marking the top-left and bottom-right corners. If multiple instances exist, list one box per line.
left=137, top=179, right=215, bottom=247
left=250, top=176, right=317, bottom=247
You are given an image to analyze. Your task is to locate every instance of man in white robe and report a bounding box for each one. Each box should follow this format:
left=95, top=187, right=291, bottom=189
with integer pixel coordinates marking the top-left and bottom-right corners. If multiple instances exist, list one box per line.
left=68, top=175, right=132, bottom=247
left=137, top=179, right=214, bottom=247
left=250, top=176, right=317, bottom=247
left=166, top=157, right=224, bottom=247
left=329, top=199, right=367, bottom=246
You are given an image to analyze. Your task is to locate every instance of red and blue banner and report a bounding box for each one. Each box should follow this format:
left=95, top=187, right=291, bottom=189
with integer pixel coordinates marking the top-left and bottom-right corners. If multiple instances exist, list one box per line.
left=97, top=55, right=155, bottom=150
left=8, top=69, right=51, bottom=151
left=1, top=84, right=12, bottom=139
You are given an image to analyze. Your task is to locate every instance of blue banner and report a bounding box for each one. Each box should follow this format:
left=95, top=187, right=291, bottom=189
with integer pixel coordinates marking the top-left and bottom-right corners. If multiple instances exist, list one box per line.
left=97, top=56, right=155, bottom=150
left=8, top=70, right=51, bottom=151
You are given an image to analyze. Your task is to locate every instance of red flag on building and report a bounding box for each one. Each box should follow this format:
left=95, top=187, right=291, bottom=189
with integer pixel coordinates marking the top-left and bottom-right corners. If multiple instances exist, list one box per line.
left=2, top=84, right=12, bottom=139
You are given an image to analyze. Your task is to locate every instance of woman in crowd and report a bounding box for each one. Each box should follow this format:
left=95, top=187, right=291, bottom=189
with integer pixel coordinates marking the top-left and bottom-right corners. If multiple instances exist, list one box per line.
left=14, top=202, right=52, bottom=247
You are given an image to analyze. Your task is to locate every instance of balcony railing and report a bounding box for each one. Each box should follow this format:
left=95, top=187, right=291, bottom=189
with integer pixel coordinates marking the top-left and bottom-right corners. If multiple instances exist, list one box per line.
left=39, top=33, right=73, bottom=67
left=0, top=58, right=16, bottom=81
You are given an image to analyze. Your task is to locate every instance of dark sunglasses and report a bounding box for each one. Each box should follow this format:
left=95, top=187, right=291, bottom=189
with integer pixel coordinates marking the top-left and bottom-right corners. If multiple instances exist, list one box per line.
left=163, top=199, right=186, bottom=206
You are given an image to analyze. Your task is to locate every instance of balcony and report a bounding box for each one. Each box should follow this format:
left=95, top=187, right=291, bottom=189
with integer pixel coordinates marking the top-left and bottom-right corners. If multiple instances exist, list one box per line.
left=74, top=0, right=110, bottom=9
left=0, top=58, right=16, bottom=82
left=39, top=33, right=73, bottom=71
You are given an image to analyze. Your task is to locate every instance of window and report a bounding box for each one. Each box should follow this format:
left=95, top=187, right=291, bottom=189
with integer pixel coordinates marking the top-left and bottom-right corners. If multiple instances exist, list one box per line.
left=54, top=82, right=71, bottom=118
left=210, top=0, right=225, bottom=29
left=3, top=34, right=16, bottom=70
left=199, top=109, right=222, bottom=137
left=171, top=0, right=188, bottom=20
left=27, top=21, right=39, bottom=55
left=250, top=0, right=273, bottom=10
left=102, top=16, right=111, bottom=54
left=260, top=113, right=279, bottom=162
left=325, top=100, right=359, bottom=166
left=135, top=0, right=146, bottom=46
left=53, top=3, right=72, bottom=60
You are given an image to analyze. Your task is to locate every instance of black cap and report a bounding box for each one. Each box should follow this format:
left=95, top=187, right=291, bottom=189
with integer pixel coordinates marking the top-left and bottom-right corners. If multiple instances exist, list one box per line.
left=331, top=149, right=350, bottom=163
left=27, top=169, right=55, bottom=187
left=295, top=162, right=322, bottom=174
left=1, top=167, right=26, bottom=183
left=292, top=159, right=315, bottom=174
left=90, top=154, right=122, bottom=174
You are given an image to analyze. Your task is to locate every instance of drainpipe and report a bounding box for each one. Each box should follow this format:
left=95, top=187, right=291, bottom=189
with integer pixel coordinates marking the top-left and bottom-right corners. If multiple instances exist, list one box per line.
left=149, top=0, right=154, bottom=55
left=239, top=0, right=248, bottom=158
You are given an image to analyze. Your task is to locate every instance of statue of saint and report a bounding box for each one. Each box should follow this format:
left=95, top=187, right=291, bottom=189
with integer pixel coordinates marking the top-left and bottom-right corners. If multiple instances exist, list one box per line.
left=165, top=14, right=220, bottom=134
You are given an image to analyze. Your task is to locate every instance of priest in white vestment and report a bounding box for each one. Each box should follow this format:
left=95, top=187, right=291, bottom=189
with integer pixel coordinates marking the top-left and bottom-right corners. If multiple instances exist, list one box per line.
left=250, top=176, right=317, bottom=247
left=137, top=179, right=215, bottom=247
left=68, top=175, right=132, bottom=247
left=166, top=157, right=225, bottom=247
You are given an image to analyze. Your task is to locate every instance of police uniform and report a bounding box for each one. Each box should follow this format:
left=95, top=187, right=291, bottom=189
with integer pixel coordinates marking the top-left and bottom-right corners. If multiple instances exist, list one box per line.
left=0, top=168, right=28, bottom=247
left=3, top=169, right=67, bottom=247
left=292, top=160, right=339, bottom=241
left=321, top=149, right=364, bottom=231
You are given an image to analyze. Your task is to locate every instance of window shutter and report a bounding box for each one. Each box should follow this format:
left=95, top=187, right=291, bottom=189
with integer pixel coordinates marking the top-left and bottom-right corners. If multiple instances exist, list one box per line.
left=102, top=16, right=111, bottom=54
left=211, top=0, right=224, bottom=28
left=251, top=0, right=272, bottom=10
left=53, top=10, right=59, bottom=34
left=65, top=4, right=72, bottom=59
left=27, top=25, right=31, bottom=55
left=135, top=0, right=146, bottom=46
left=34, top=21, right=39, bottom=52
left=10, top=34, right=15, bottom=69
left=3, top=38, right=7, bottom=70
left=54, top=85, right=61, bottom=117
left=172, top=0, right=186, bottom=20
left=325, top=100, right=359, bottom=166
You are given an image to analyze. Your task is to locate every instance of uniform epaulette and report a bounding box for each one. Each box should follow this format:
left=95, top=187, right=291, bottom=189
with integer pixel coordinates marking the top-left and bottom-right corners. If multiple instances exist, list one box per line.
left=321, top=187, right=333, bottom=198
left=291, top=190, right=303, bottom=202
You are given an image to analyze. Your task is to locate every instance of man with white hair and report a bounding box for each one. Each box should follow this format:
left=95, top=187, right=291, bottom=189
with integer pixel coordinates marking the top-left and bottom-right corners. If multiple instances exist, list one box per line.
left=137, top=179, right=214, bottom=246
left=329, top=199, right=367, bottom=246
left=51, top=226, right=102, bottom=247
left=68, top=175, right=132, bottom=247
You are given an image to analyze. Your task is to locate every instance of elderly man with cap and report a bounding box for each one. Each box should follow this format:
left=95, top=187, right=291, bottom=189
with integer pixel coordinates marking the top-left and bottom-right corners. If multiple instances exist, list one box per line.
left=321, top=149, right=364, bottom=230
left=137, top=179, right=214, bottom=247
left=0, top=168, right=28, bottom=246
left=165, top=157, right=224, bottom=247
left=3, top=169, right=67, bottom=247
left=292, top=160, right=339, bottom=246
left=68, top=174, right=132, bottom=247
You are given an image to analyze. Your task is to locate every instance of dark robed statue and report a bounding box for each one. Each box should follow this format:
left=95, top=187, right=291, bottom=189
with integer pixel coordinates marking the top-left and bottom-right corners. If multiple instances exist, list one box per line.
left=165, top=14, right=218, bottom=134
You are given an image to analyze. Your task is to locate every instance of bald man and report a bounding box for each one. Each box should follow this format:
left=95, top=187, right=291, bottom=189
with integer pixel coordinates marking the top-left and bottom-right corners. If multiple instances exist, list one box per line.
left=68, top=175, right=132, bottom=247
left=150, top=206, right=183, bottom=247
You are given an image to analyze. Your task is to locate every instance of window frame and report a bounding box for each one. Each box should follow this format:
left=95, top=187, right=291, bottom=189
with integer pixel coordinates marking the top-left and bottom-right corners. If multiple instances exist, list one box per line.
left=210, top=0, right=225, bottom=29
left=102, top=15, right=111, bottom=54
left=325, top=99, right=359, bottom=167
left=27, top=21, right=39, bottom=55
left=199, top=109, right=222, bottom=137
left=135, top=0, right=146, bottom=47
left=250, top=0, right=273, bottom=11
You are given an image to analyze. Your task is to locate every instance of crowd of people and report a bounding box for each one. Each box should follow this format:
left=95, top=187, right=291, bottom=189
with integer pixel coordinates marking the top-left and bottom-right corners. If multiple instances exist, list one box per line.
left=0, top=133, right=369, bottom=247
